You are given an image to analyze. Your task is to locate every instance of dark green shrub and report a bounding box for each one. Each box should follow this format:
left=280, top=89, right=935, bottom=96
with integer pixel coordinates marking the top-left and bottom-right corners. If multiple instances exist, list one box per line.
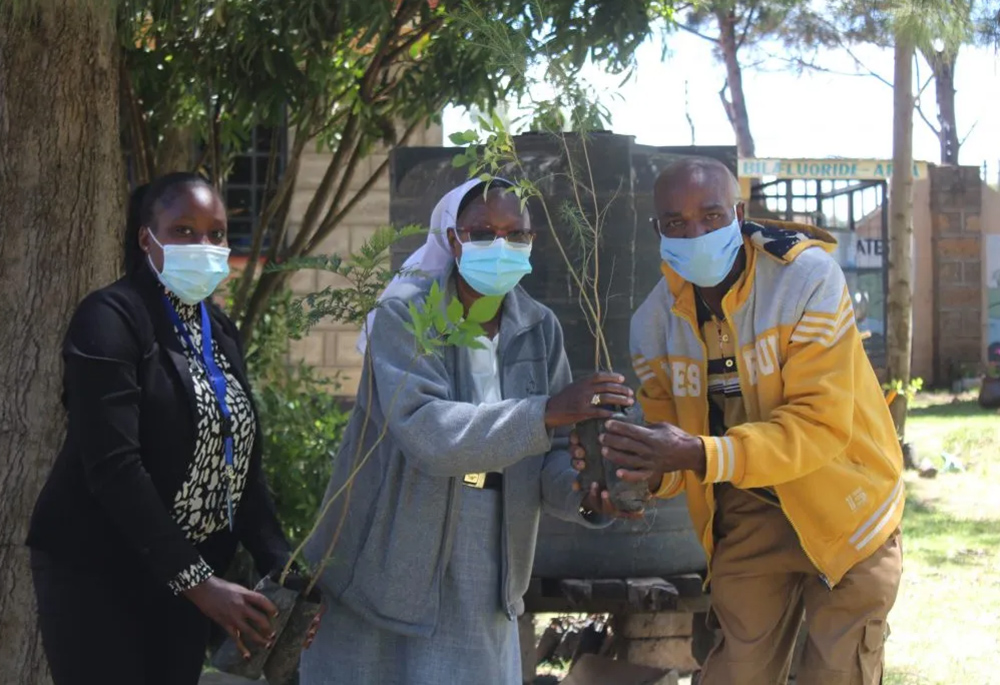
left=242, top=289, right=350, bottom=547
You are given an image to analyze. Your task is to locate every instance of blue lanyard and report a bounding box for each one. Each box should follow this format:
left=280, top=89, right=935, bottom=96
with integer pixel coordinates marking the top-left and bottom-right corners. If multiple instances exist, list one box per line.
left=162, top=296, right=236, bottom=531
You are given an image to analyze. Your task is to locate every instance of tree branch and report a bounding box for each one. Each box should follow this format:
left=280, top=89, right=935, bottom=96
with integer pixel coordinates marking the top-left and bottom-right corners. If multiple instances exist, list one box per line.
left=914, top=100, right=941, bottom=136
left=676, top=21, right=718, bottom=44
left=310, top=134, right=368, bottom=251
left=231, top=128, right=309, bottom=319
left=685, top=80, right=696, bottom=145
left=718, top=83, right=735, bottom=127
left=736, top=3, right=759, bottom=52
left=287, top=112, right=360, bottom=259
left=385, top=15, right=446, bottom=63
left=772, top=49, right=893, bottom=88
left=359, top=0, right=424, bottom=100
left=305, top=119, right=422, bottom=255
left=781, top=13, right=894, bottom=88
left=912, top=54, right=941, bottom=137
left=121, top=54, right=155, bottom=186
left=959, top=120, right=978, bottom=146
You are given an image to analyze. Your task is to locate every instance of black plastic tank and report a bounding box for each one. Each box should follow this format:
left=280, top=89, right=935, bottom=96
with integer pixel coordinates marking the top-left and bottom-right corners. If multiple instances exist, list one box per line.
left=388, top=133, right=737, bottom=579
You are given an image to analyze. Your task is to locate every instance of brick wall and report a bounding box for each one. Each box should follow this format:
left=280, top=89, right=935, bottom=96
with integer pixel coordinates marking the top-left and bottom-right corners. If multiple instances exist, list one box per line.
left=930, top=165, right=984, bottom=383
left=285, top=123, right=443, bottom=395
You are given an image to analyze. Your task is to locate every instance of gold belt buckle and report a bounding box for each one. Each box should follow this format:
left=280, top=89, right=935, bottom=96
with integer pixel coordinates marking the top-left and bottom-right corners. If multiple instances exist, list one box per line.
left=462, top=472, right=486, bottom=489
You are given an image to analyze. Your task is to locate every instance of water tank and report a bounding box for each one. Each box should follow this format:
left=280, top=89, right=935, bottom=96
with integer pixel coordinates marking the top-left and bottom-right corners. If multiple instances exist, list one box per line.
left=388, top=133, right=736, bottom=579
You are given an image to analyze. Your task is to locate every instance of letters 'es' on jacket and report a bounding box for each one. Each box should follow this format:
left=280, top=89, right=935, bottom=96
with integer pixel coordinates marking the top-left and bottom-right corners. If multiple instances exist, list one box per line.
left=630, top=220, right=904, bottom=588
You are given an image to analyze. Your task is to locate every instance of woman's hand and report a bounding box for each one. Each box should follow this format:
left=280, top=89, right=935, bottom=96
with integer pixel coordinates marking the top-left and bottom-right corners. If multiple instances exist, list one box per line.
left=545, top=372, right=634, bottom=429
left=183, top=576, right=278, bottom=659
left=304, top=603, right=325, bottom=650
left=575, top=481, right=644, bottom=520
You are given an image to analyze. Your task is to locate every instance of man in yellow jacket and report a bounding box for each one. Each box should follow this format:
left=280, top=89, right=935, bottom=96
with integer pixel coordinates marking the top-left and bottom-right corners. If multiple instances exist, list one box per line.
left=580, top=157, right=903, bottom=684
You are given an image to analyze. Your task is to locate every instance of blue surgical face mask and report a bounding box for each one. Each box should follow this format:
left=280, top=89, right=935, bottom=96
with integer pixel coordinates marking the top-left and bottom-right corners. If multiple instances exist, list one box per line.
left=147, top=230, right=231, bottom=305
left=659, top=209, right=743, bottom=288
left=456, top=237, right=533, bottom=297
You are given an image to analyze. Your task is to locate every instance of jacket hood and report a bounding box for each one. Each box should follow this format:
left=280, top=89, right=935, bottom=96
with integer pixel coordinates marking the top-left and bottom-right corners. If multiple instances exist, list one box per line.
left=742, top=218, right=838, bottom=263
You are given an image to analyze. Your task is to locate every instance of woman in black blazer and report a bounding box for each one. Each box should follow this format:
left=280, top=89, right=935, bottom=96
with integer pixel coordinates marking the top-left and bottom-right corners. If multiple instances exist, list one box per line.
left=26, top=173, right=312, bottom=685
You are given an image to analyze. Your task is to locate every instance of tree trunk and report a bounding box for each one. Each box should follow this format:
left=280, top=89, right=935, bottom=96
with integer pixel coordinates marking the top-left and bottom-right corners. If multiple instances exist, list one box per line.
left=156, top=124, right=197, bottom=175
left=923, top=48, right=960, bottom=165
left=716, top=9, right=755, bottom=158
left=886, top=34, right=915, bottom=437
left=0, top=5, right=123, bottom=683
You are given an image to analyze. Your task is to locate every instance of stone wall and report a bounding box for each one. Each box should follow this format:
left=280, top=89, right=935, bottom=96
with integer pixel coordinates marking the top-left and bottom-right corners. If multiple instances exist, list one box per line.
left=286, top=123, right=443, bottom=395
left=929, top=165, right=984, bottom=384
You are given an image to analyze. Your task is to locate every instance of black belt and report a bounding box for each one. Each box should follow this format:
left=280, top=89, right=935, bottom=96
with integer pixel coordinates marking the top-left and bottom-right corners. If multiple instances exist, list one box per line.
left=461, top=472, right=503, bottom=490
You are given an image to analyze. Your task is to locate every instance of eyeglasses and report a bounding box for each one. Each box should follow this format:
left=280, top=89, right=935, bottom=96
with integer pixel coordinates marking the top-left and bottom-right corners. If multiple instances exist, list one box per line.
left=455, top=227, right=535, bottom=246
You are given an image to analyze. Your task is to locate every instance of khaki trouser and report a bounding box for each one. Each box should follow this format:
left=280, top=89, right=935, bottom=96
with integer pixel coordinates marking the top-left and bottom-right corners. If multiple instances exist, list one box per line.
left=699, top=484, right=903, bottom=685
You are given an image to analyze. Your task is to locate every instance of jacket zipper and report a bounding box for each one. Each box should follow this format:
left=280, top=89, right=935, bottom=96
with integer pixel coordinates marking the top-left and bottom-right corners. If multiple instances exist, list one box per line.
left=671, top=301, right=716, bottom=579
left=722, top=298, right=833, bottom=589
left=498, top=343, right=514, bottom=619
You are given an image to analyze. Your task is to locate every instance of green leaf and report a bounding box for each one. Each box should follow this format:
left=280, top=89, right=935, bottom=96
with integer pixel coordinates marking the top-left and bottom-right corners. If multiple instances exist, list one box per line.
left=446, top=296, right=464, bottom=324
left=432, top=307, right=448, bottom=334
left=407, top=301, right=425, bottom=336
left=428, top=280, right=442, bottom=302
left=449, top=131, right=468, bottom=145
left=467, top=295, right=502, bottom=323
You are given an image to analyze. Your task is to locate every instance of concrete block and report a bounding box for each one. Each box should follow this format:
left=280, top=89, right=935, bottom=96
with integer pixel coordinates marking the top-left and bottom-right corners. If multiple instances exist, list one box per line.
left=938, top=310, right=962, bottom=333
left=289, top=189, right=328, bottom=229
left=297, top=152, right=338, bottom=192
left=622, top=637, right=699, bottom=673
left=620, top=612, right=694, bottom=639
left=314, top=225, right=352, bottom=258
left=932, top=210, right=967, bottom=237
left=340, top=188, right=392, bottom=227
left=561, top=654, right=672, bottom=685
left=962, top=309, right=984, bottom=331
left=288, top=268, right=317, bottom=295
left=940, top=285, right=981, bottom=309
left=350, top=225, right=379, bottom=255
left=335, top=330, right=364, bottom=368
left=319, top=366, right=363, bottom=396
left=937, top=261, right=963, bottom=284
left=288, top=332, right=326, bottom=367
left=937, top=237, right=981, bottom=260
left=316, top=270, right=351, bottom=291
left=963, top=260, right=982, bottom=285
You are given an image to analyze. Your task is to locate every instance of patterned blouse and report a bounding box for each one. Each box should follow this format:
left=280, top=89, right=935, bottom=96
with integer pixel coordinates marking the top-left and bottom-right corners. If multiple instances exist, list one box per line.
left=164, top=291, right=256, bottom=594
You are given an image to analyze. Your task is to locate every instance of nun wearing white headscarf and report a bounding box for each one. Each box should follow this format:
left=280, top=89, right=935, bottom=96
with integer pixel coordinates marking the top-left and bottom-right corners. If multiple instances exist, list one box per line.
left=300, top=178, right=634, bottom=684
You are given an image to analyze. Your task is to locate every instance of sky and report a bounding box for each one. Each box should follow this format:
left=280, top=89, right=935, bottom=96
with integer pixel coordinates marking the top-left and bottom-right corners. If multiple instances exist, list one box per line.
left=442, top=31, right=1000, bottom=180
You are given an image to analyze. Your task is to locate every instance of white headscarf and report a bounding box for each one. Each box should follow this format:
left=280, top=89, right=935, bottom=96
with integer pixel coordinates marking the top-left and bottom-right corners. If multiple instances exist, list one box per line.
left=356, top=177, right=512, bottom=355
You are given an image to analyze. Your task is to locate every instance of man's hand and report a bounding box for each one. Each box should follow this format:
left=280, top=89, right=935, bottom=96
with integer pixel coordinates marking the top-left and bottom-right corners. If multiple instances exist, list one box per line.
left=572, top=480, right=644, bottom=520
left=598, top=420, right=707, bottom=484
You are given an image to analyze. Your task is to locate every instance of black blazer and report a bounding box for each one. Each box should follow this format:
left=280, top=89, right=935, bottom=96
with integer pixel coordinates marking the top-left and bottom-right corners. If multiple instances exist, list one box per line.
left=27, top=266, right=291, bottom=588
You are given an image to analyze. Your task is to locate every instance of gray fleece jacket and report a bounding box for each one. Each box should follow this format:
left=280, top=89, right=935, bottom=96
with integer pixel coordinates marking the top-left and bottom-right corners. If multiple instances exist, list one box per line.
left=305, top=275, right=604, bottom=637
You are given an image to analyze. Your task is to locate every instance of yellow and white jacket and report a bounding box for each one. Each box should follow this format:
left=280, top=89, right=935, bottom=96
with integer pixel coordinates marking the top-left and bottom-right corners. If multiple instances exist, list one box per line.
left=630, top=220, right=904, bottom=587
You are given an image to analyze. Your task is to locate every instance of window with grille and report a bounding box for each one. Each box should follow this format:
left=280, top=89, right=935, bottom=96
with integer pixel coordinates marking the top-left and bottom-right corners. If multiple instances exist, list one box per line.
left=224, top=125, right=288, bottom=256
left=123, top=124, right=289, bottom=257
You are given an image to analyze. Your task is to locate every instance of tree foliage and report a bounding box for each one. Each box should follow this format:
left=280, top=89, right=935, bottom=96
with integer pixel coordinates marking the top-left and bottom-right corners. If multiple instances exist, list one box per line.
left=673, top=0, right=839, bottom=157
left=119, top=0, right=669, bottom=340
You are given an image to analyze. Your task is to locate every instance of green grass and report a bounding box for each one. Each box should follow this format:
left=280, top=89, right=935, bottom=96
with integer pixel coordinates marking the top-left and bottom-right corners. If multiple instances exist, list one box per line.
left=883, top=393, right=1000, bottom=684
